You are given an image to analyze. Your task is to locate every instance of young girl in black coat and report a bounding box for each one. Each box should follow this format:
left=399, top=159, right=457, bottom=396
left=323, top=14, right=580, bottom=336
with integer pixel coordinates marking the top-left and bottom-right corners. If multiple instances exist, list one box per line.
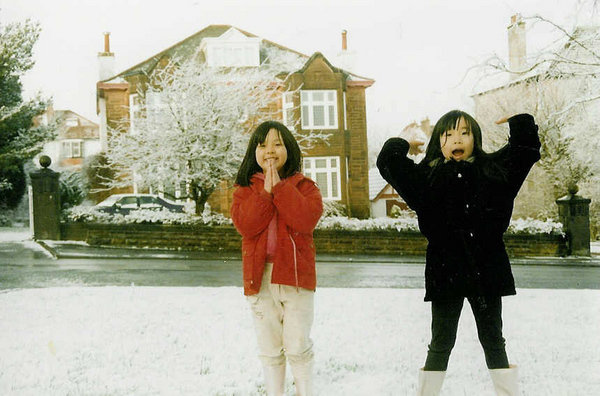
left=377, top=110, right=540, bottom=396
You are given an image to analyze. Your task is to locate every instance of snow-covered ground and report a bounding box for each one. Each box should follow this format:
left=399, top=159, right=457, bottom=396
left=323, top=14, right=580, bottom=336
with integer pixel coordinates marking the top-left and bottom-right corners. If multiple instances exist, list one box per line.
left=1, top=287, right=599, bottom=395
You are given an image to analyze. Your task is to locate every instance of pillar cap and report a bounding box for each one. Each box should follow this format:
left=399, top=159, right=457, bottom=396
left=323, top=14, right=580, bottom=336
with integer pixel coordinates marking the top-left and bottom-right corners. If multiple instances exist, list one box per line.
left=39, top=155, right=51, bottom=168
left=556, top=193, right=591, bottom=204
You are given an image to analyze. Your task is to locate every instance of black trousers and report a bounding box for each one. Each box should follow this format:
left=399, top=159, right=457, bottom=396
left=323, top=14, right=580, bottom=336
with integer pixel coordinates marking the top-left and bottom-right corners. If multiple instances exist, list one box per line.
left=424, top=296, right=509, bottom=371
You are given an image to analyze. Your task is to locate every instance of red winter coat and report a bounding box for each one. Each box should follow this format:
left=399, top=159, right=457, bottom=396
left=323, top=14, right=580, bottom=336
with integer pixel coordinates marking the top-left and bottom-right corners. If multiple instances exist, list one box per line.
left=231, top=172, right=323, bottom=295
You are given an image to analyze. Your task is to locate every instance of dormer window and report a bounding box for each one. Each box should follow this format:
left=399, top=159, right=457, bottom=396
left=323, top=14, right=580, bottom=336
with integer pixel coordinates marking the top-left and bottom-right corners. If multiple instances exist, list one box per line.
left=65, top=117, right=79, bottom=127
left=202, top=28, right=261, bottom=67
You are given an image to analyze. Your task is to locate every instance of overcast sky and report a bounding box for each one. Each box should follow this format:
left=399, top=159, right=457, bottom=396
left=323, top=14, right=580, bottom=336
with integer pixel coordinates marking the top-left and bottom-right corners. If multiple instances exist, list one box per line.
left=1, top=0, right=597, bottom=138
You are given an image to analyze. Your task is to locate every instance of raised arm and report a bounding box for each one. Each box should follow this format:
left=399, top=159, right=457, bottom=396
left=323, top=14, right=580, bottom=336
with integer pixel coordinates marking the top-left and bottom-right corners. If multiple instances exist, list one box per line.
left=272, top=178, right=323, bottom=234
left=376, top=137, right=425, bottom=211
left=495, top=113, right=541, bottom=197
left=231, top=186, right=276, bottom=238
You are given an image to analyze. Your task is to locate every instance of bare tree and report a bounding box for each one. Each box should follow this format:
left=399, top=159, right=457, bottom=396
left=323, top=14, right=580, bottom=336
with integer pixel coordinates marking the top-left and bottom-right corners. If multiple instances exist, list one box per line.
left=472, top=8, right=600, bottom=201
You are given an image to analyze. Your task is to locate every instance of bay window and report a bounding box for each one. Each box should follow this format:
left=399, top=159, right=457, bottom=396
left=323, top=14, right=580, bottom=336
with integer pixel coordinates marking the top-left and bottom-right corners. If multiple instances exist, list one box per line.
left=303, top=156, right=341, bottom=200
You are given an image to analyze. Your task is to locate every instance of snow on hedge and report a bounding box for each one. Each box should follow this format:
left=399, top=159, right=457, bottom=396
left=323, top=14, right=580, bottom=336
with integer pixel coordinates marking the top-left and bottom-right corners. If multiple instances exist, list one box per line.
left=64, top=206, right=563, bottom=235
left=64, top=207, right=231, bottom=226
left=317, top=215, right=420, bottom=232
left=507, top=217, right=564, bottom=235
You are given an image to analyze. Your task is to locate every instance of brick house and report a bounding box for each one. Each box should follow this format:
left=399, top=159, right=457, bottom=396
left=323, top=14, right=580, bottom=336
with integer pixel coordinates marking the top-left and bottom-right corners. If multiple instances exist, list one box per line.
left=471, top=14, right=600, bottom=220
left=96, top=25, right=374, bottom=218
left=36, top=106, right=101, bottom=171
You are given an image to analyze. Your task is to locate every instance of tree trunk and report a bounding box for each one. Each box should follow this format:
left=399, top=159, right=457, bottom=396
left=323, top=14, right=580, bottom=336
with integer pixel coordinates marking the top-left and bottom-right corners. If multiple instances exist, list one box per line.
left=190, top=181, right=215, bottom=215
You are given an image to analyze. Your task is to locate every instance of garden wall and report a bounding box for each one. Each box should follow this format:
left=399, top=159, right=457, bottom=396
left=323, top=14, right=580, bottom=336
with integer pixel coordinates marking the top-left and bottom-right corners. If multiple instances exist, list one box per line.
left=60, top=223, right=567, bottom=257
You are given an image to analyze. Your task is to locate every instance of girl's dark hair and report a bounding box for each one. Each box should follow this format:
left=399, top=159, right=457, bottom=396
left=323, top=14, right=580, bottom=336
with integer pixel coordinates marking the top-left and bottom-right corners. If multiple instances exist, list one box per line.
left=235, top=120, right=302, bottom=186
left=423, top=109, right=507, bottom=182
left=423, top=109, right=486, bottom=165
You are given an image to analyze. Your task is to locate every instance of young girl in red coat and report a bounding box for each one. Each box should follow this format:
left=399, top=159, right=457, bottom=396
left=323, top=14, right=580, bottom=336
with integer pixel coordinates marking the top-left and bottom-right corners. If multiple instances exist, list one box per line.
left=378, top=111, right=540, bottom=396
left=231, top=120, right=323, bottom=396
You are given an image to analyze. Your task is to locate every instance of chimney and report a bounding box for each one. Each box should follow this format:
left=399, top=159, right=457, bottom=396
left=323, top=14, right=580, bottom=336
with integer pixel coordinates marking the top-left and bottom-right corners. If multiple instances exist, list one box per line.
left=97, top=32, right=115, bottom=81
left=507, top=13, right=527, bottom=79
left=336, top=29, right=356, bottom=72
left=104, top=32, right=111, bottom=53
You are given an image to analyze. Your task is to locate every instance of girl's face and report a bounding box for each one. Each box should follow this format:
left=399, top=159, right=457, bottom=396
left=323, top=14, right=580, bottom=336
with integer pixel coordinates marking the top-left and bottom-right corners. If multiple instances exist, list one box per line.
left=255, top=128, right=288, bottom=173
left=440, top=117, right=474, bottom=161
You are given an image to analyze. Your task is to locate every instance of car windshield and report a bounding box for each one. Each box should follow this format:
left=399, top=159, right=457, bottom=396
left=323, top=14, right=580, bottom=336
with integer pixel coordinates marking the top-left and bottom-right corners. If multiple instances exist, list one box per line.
left=97, top=195, right=121, bottom=207
left=139, top=196, right=158, bottom=205
left=118, top=197, right=138, bottom=207
left=158, top=196, right=179, bottom=205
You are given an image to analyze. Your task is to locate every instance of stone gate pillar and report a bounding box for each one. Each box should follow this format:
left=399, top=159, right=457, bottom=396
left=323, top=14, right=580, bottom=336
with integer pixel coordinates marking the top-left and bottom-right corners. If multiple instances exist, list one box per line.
left=556, top=185, right=591, bottom=256
left=29, top=155, right=61, bottom=240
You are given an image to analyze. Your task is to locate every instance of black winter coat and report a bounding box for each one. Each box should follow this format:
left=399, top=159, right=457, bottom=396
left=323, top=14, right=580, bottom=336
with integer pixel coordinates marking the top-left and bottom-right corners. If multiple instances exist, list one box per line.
left=377, top=114, right=541, bottom=301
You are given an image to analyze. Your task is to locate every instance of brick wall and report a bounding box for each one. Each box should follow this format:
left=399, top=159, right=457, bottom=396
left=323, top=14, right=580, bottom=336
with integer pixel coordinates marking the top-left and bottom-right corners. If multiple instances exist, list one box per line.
left=105, top=88, right=130, bottom=132
left=345, top=86, right=370, bottom=218
left=60, top=222, right=566, bottom=257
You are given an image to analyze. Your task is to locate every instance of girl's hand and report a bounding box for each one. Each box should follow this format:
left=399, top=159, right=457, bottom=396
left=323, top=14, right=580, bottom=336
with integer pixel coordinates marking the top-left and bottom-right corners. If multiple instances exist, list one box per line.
left=264, top=160, right=273, bottom=193
left=270, top=159, right=281, bottom=187
left=495, top=116, right=511, bottom=125
left=407, top=139, right=425, bottom=155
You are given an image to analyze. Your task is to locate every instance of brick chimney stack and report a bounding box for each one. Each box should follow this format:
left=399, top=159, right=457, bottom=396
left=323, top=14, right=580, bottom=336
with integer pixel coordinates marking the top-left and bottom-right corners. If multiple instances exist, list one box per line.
left=97, top=32, right=115, bottom=81
left=336, top=29, right=356, bottom=72
left=104, top=32, right=111, bottom=53
left=507, top=13, right=527, bottom=79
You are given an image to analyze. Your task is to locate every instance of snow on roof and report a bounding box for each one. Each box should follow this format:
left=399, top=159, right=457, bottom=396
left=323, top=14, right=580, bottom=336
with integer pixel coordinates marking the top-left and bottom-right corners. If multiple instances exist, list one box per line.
left=369, top=167, right=388, bottom=201
left=473, top=24, right=600, bottom=96
left=103, top=24, right=374, bottom=84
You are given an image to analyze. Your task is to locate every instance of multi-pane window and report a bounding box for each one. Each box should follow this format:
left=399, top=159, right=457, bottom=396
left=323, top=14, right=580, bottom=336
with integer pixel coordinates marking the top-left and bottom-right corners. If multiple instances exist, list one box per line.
left=282, top=92, right=295, bottom=129
left=62, top=140, right=82, bottom=158
left=300, top=90, right=338, bottom=129
left=303, top=156, right=341, bottom=200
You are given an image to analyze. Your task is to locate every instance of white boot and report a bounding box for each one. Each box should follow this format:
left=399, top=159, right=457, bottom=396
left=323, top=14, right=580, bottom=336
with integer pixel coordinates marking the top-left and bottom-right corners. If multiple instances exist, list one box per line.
left=290, top=360, right=313, bottom=396
left=489, top=364, right=519, bottom=396
left=263, top=364, right=286, bottom=396
left=416, top=368, right=446, bottom=396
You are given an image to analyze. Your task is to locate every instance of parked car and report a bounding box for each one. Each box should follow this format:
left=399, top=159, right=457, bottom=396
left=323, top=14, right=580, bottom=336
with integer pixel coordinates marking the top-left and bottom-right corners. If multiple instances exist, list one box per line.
left=95, top=194, right=185, bottom=215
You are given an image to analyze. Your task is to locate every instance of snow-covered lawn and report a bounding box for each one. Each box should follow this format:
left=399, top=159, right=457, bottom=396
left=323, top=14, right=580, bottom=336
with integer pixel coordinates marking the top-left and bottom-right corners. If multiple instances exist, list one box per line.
left=1, top=287, right=598, bottom=395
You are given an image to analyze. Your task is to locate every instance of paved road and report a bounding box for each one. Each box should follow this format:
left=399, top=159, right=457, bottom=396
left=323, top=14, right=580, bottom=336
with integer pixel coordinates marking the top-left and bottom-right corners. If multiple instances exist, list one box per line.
left=1, top=230, right=599, bottom=290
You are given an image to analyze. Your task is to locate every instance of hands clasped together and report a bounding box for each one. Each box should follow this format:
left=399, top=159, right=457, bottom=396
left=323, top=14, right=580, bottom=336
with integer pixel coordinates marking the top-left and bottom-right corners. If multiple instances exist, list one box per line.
left=263, top=158, right=281, bottom=194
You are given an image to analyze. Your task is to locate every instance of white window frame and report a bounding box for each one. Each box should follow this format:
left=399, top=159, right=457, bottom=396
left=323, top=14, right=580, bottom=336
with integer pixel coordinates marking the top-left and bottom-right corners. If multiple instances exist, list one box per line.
left=282, top=91, right=295, bottom=130
left=303, top=156, right=342, bottom=201
left=61, top=140, right=83, bottom=158
left=129, top=93, right=141, bottom=135
left=300, top=90, right=338, bottom=130
left=343, top=91, right=347, bottom=130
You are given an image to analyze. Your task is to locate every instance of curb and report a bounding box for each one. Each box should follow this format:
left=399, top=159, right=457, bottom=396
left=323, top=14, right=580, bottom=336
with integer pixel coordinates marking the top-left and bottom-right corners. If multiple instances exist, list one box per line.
left=35, top=240, right=58, bottom=259
left=36, top=242, right=600, bottom=267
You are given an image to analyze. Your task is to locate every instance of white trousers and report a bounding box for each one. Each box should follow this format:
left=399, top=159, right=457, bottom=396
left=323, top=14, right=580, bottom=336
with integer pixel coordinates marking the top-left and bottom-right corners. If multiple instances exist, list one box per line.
left=247, top=263, right=315, bottom=369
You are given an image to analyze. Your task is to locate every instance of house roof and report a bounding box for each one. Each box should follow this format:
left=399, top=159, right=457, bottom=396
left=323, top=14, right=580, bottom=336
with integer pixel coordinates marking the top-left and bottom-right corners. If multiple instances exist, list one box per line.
left=102, top=24, right=374, bottom=85
left=472, top=25, right=599, bottom=97
left=54, top=110, right=99, bottom=127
